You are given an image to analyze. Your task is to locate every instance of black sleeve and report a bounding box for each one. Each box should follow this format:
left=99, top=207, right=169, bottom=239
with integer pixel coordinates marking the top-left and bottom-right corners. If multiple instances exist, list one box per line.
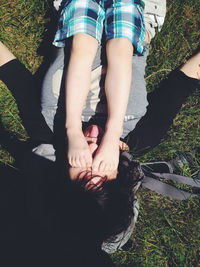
left=124, top=70, right=199, bottom=156
left=0, top=59, right=53, bottom=144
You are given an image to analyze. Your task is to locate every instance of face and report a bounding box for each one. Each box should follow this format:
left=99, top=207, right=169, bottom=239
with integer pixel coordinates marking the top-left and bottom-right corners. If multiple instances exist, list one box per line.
left=68, top=125, right=129, bottom=183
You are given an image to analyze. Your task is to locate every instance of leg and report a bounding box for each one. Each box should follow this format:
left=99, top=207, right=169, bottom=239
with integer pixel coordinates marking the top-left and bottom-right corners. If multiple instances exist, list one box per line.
left=125, top=52, right=200, bottom=156
left=121, top=42, right=149, bottom=139
left=65, top=33, right=98, bottom=168
left=93, top=38, right=133, bottom=172
left=41, top=47, right=66, bottom=132
left=0, top=42, right=53, bottom=143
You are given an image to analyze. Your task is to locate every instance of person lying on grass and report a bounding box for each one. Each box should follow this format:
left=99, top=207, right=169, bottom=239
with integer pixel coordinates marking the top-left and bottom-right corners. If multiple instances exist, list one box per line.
left=0, top=37, right=199, bottom=255
left=1, top=0, right=199, bottom=259
left=2, top=0, right=199, bottom=254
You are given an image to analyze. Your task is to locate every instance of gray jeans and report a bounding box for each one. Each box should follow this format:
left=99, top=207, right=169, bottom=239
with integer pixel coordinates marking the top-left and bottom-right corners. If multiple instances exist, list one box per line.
left=41, top=43, right=149, bottom=138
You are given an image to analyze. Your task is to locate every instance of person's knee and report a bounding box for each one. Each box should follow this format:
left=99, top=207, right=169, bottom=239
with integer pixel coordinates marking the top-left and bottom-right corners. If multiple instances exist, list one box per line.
left=71, top=33, right=98, bottom=58
left=106, top=37, right=133, bottom=60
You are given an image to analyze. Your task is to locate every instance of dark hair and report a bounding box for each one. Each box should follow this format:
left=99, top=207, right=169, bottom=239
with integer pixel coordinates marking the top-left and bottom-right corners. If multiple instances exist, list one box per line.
left=65, top=153, right=144, bottom=244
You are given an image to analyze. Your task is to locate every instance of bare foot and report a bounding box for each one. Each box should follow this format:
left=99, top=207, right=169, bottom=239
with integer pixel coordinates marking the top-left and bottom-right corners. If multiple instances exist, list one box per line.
left=0, top=41, right=16, bottom=66
left=67, top=128, right=92, bottom=168
left=92, top=131, right=120, bottom=172
left=180, top=51, right=200, bottom=80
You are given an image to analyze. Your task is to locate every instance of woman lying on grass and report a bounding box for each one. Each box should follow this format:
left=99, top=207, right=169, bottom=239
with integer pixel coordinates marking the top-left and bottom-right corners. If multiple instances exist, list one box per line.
left=0, top=36, right=200, bottom=256
left=0, top=0, right=200, bottom=261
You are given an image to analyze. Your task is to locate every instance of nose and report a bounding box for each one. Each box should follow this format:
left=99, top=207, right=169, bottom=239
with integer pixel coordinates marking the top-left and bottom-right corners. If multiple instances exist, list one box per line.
left=87, top=125, right=99, bottom=138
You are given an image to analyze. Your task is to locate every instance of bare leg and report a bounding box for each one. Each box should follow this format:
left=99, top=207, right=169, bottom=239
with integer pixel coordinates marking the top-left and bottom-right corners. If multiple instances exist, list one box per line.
left=92, top=38, right=133, bottom=172
left=180, top=51, right=200, bottom=79
left=65, top=33, right=98, bottom=168
left=0, top=41, right=16, bottom=66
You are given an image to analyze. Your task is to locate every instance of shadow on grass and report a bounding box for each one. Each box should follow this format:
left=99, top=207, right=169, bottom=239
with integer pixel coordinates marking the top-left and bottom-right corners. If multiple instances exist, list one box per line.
left=33, top=2, right=61, bottom=98
left=0, top=115, right=27, bottom=249
left=0, top=116, right=36, bottom=169
left=0, top=115, right=58, bottom=264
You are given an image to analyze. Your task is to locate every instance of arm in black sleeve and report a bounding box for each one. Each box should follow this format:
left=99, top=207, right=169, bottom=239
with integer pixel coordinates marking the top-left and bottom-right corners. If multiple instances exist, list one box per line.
left=125, top=70, right=199, bottom=156
left=0, top=59, right=53, bottom=144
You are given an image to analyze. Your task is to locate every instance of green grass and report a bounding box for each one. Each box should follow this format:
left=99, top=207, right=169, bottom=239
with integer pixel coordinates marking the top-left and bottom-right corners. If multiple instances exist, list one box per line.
left=0, top=0, right=200, bottom=266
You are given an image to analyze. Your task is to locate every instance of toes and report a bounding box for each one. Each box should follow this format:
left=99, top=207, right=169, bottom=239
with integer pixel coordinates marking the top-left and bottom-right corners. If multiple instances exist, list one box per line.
left=71, top=157, right=76, bottom=168
left=79, top=154, right=91, bottom=168
left=92, top=157, right=100, bottom=172
left=78, top=152, right=92, bottom=168
left=105, top=163, right=116, bottom=172
left=73, top=156, right=80, bottom=168
left=77, top=156, right=84, bottom=167
left=99, top=161, right=105, bottom=172
left=104, top=165, right=108, bottom=172
left=92, top=165, right=99, bottom=172
left=92, top=164, right=99, bottom=172
left=68, top=147, right=93, bottom=168
left=86, top=154, right=92, bottom=168
left=110, top=163, right=116, bottom=171
left=79, top=156, right=86, bottom=168
left=68, top=156, right=72, bottom=167
left=68, top=156, right=78, bottom=167
left=70, top=155, right=83, bottom=168
left=106, top=163, right=117, bottom=172
left=86, top=161, right=92, bottom=168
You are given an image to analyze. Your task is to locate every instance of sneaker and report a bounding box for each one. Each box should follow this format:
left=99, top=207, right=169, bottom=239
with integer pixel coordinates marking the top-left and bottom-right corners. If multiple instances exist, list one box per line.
left=120, top=239, right=134, bottom=251
left=141, top=161, right=174, bottom=174
left=169, top=147, right=200, bottom=172
left=142, top=147, right=200, bottom=176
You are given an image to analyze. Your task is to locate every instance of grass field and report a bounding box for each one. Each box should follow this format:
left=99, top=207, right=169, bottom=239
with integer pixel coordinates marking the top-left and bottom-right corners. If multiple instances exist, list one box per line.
left=0, top=0, right=200, bottom=266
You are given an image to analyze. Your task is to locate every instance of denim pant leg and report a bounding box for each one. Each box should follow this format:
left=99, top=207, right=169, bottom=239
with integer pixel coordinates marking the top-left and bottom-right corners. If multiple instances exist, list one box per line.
left=41, top=48, right=65, bottom=132
left=40, top=45, right=102, bottom=132
left=122, top=43, right=149, bottom=138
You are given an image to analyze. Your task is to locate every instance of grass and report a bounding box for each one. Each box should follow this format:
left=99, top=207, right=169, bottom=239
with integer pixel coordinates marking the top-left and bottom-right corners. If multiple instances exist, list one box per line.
left=0, top=0, right=200, bottom=266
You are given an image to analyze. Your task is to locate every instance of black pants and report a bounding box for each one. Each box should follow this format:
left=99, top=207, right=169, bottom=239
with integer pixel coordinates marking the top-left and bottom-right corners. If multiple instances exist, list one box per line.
left=0, top=59, right=53, bottom=144
left=125, top=70, right=199, bottom=155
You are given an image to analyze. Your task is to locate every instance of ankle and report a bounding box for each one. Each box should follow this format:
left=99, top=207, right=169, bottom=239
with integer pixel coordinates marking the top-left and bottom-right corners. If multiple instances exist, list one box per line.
left=105, top=122, right=123, bottom=137
left=104, top=127, right=122, bottom=140
left=66, top=119, right=82, bottom=130
left=66, top=125, right=82, bottom=135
